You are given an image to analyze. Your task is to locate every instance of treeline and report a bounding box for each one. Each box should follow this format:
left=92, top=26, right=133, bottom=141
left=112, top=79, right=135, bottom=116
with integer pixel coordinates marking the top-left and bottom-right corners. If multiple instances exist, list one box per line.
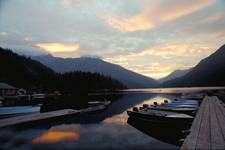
left=0, top=47, right=126, bottom=93
left=58, top=71, right=126, bottom=93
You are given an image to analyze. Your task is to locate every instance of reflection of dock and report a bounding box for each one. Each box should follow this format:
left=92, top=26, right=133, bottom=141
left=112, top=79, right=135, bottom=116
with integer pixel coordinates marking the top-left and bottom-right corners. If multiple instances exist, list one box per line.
left=0, top=101, right=110, bottom=128
left=181, top=96, right=225, bottom=149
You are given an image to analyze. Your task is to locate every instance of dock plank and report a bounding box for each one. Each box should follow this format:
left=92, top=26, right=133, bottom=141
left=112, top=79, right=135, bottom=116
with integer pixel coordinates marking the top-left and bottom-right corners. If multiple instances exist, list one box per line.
left=195, top=98, right=210, bottom=149
left=209, top=98, right=225, bottom=149
left=181, top=96, right=225, bottom=150
left=0, top=101, right=109, bottom=128
left=213, top=97, right=225, bottom=145
left=0, top=109, right=79, bottom=128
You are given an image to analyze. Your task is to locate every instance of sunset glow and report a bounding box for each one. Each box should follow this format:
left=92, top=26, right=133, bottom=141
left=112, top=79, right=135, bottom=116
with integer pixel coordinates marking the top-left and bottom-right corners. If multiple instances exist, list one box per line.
left=1, top=0, right=225, bottom=79
left=36, top=43, right=80, bottom=53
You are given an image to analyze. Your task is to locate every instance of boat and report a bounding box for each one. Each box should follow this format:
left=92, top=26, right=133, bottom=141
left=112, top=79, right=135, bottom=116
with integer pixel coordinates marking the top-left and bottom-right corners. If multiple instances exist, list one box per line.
left=127, top=108, right=193, bottom=125
left=171, top=100, right=198, bottom=104
left=181, top=94, right=204, bottom=100
left=127, top=117, right=188, bottom=146
left=160, top=104, right=198, bottom=108
left=160, top=100, right=199, bottom=108
left=32, top=93, right=46, bottom=99
left=162, top=101, right=198, bottom=105
left=88, top=100, right=111, bottom=107
left=0, top=105, right=41, bottom=119
left=147, top=105, right=197, bottom=115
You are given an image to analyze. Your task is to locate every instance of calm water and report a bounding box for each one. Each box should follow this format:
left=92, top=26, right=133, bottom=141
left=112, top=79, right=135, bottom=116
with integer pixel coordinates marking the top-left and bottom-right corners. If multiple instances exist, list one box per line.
left=4, top=87, right=223, bottom=149
left=0, top=93, right=185, bottom=150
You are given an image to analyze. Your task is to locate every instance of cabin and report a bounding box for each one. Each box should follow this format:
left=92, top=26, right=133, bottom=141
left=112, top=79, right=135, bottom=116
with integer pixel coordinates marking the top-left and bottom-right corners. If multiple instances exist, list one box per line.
left=0, top=82, right=18, bottom=97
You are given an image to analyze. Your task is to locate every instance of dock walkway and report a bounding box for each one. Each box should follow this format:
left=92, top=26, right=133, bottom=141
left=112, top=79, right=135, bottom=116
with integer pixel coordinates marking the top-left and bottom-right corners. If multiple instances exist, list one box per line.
left=0, top=102, right=109, bottom=128
left=0, top=109, right=79, bottom=128
left=181, top=96, right=225, bottom=149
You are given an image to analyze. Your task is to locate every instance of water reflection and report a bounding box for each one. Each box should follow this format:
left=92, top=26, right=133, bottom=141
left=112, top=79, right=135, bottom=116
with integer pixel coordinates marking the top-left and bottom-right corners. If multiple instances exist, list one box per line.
left=30, top=123, right=178, bottom=149
left=0, top=94, right=181, bottom=149
left=132, top=95, right=173, bottom=108
left=33, top=131, right=80, bottom=144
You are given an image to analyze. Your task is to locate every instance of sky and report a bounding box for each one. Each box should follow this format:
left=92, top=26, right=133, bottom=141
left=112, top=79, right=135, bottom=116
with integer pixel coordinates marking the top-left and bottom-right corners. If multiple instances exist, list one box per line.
left=0, top=0, right=225, bottom=79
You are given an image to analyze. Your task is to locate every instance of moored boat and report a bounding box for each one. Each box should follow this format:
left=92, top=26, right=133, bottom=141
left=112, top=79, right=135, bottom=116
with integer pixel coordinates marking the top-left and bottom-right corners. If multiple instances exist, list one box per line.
left=181, top=94, right=204, bottom=100
left=127, top=108, right=193, bottom=125
left=0, top=105, right=41, bottom=119
left=88, top=100, right=111, bottom=107
left=160, top=103, right=198, bottom=108
left=147, top=106, right=197, bottom=115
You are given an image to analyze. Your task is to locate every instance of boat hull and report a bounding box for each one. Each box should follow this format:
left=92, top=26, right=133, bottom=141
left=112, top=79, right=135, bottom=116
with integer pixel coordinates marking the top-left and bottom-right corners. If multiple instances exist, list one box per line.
left=148, top=107, right=196, bottom=115
left=127, top=110, right=193, bottom=125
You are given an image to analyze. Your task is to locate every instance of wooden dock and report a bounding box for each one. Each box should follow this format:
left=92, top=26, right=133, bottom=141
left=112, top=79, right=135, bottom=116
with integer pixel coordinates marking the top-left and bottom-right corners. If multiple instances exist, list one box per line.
left=0, top=101, right=110, bottom=128
left=181, top=96, right=225, bottom=150
left=0, top=109, right=80, bottom=128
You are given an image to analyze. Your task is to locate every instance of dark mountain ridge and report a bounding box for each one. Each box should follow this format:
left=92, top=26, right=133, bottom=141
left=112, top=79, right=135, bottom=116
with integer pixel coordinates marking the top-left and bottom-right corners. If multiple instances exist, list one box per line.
left=0, top=47, right=125, bottom=92
left=33, top=55, right=159, bottom=88
left=159, top=69, right=191, bottom=83
left=164, top=44, right=225, bottom=87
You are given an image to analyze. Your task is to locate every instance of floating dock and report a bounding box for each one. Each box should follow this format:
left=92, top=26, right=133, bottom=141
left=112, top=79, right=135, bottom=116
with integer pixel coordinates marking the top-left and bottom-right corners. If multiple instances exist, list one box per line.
left=181, top=96, right=225, bottom=149
left=0, top=109, right=79, bottom=128
left=0, top=101, right=110, bottom=128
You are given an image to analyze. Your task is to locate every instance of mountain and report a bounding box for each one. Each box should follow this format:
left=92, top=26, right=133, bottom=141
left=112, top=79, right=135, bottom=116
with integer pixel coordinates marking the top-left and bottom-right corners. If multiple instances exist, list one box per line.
left=0, top=47, right=125, bottom=91
left=0, top=47, right=57, bottom=89
left=164, top=44, right=225, bottom=87
left=159, top=69, right=191, bottom=83
left=33, top=55, right=159, bottom=88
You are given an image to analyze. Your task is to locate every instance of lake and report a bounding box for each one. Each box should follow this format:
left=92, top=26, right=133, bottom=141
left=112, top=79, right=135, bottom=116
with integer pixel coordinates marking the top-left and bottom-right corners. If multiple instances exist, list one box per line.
left=1, top=87, right=224, bottom=149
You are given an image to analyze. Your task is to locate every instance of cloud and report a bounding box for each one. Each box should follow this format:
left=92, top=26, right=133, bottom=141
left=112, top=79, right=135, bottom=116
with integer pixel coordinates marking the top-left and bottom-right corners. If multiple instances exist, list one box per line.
left=36, top=43, right=80, bottom=53
left=139, top=44, right=214, bottom=58
left=102, top=0, right=215, bottom=32
left=105, top=43, right=217, bottom=79
left=177, top=9, right=225, bottom=38
left=132, top=63, right=183, bottom=79
left=102, top=14, right=155, bottom=32
left=63, top=0, right=89, bottom=6
left=36, top=43, right=81, bottom=58
left=149, top=0, right=215, bottom=22
left=1, top=0, right=223, bottom=79
left=201, top=11, right=225, bottom=23
left=0, top=32, right=9, bottom=36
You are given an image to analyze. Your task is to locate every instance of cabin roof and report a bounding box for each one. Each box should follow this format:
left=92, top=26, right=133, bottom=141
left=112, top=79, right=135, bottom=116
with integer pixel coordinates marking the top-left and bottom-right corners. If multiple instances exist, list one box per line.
left=0, top=82, right=17, bottom=90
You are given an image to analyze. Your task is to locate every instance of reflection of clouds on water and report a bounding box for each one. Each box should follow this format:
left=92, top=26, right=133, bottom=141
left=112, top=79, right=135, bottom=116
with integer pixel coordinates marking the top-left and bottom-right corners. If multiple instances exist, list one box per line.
left=0, top=123, right=178, bottom=149
left=32, top=131, right=80, bottom=144
left=103, top=112, right=128, bottom=125
left=32, top=123, right=178, bottom=149
left=0, top=94, right=180, bottom=149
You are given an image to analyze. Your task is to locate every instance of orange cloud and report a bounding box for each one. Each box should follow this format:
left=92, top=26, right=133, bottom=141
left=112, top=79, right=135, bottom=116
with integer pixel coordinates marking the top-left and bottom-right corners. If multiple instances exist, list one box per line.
left=139, top=44, right=215, bottom=58
left=103, top=14, right=155, bottom=32
left=103, top=0, right=215, bottom=32
left=36, top=43, right=80, bottom=53
left=129, top=63, right=183, bottom=79
left=105, top=43, right=216, bottom=79
left=152, top=0, right=215, bottom=22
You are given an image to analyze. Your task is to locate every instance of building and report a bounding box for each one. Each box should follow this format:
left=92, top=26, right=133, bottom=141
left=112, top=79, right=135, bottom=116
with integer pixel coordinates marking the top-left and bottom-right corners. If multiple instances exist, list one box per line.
left=0, top=82, right=18, bottom=97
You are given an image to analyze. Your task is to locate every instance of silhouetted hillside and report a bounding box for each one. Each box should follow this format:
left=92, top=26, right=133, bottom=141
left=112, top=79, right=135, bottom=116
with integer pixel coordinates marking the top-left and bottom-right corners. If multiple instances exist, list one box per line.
left=0, top=47, right=56, bottom=89
left=164, top=44, right=225, bottom=87
left=0, top=47, right=126, bottom=92
left=33, top=55, right=159, bottom=88
left=159, top=69, right=191, bottom=83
